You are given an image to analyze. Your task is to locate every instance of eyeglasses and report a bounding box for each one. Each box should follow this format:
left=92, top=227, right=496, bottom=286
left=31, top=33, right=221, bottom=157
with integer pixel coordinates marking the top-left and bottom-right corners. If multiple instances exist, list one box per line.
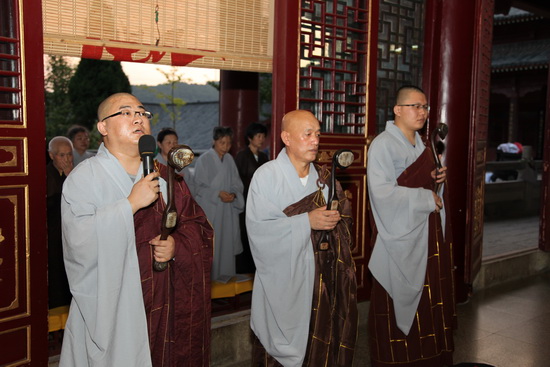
left=397, top=104, right=430, bottom=112
left=101, top=109, right=153, bottom=122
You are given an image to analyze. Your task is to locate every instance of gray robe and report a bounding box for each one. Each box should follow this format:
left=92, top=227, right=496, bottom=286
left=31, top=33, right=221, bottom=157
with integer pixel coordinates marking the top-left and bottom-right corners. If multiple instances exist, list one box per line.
left=246, top=148, right=329, bottom=367
left=367, top=121, right=444, bottom=334
left=60, top=143, right=167, bottom=367
left=72, top=149, right=94, bottom=166
left=193, top=148, right=244, bottom=280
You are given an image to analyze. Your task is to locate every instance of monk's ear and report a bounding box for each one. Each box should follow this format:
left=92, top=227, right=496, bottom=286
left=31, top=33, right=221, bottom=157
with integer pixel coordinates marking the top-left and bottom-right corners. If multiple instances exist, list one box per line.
left=97, top=120, right=107, bottom=136
left=281, top=130, right=290, bottom=146
left=393, top=105, right=401, bottom=117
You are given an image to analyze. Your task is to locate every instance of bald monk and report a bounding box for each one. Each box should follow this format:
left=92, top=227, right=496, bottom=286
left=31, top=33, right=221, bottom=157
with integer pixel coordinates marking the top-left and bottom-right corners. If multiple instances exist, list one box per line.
left=60, top=93, right=213, bottom=366
left=246, top=110, right=358, bottom=367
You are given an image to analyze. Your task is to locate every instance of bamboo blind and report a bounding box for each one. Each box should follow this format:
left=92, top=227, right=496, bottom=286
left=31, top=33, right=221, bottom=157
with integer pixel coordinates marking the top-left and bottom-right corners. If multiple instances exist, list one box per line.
left=42, top=0, right=274, bottom=72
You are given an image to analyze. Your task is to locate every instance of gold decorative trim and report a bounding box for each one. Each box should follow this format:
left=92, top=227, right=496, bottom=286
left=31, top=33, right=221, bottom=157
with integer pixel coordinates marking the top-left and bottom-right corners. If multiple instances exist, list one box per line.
left=0, top=325, right=31, bottom=365
left=0, top=185, right=31, bottom=321
left=0, top=137, right=28, bottom=176
left=0, top=146, right=17, bottom=167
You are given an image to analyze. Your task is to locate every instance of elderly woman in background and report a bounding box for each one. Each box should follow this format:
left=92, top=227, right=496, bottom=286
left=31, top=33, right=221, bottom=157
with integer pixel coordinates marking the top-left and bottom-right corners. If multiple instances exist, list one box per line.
left=234, top=122, right=269, bottom=274
left=155, top=127, right=195, bottom=194
left=194, top=126, right=244, bottom=281
left=67, top=125, right=95, bottom=166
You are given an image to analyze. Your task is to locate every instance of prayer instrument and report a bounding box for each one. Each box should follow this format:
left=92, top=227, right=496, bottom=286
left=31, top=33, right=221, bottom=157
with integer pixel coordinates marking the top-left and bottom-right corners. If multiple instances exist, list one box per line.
left=430, top=122, right=448, bottom=193
left=153, top=144, right=195, bottom=272
left=319, top=149, right=354, bottom=251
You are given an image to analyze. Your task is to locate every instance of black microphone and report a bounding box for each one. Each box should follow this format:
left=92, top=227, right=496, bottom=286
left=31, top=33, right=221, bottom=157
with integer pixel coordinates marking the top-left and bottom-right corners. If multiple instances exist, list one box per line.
left=139, top=134, right=167, bottom=272
left=138, top=134, right=157, bottom=178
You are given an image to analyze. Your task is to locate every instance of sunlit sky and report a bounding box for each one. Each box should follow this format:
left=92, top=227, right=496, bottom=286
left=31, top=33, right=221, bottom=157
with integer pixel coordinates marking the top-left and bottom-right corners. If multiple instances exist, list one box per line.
left=45, top=56, right=219, bottom=86
left=121, top=62, right=219, bottom=86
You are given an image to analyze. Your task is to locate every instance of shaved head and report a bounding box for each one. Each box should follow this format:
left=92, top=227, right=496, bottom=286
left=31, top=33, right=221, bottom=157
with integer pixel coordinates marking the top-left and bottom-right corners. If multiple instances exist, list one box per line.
left=282, top=110, right=317, bottom=134
left=97, top=92, right=134, bottom=121
left=396, top=85, right=425, bottom=105
left=280, top=110, right=320, bottom=174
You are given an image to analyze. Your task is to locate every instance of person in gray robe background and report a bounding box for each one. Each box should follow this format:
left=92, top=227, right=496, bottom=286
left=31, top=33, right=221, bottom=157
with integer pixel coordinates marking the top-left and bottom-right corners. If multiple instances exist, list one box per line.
left=193, top=126, right=245, bottom=281
left=67, top=125, right=95, bottom=166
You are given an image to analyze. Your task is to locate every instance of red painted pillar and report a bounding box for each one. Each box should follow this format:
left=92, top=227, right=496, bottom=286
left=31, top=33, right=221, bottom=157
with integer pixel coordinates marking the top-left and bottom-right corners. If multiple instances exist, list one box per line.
left=219, top=70, right=259, bottom=156
left=426, top=0, right=494, bottom=302
left=271, top=0, right=300, bottom=158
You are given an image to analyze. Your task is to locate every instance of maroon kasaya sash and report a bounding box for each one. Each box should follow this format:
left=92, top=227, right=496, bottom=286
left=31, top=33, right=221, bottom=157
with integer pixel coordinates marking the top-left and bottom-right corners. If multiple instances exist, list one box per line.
left=368, top=147, right=456, bottom=367
left=134, top=163, right=214, bottom=367
left=283, top=164, right=357, bottom=367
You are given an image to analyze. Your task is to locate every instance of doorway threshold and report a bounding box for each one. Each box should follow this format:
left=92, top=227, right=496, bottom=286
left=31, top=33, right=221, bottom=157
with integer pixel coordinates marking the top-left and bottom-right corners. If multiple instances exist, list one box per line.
left=475, top=248, right=550, bottom=291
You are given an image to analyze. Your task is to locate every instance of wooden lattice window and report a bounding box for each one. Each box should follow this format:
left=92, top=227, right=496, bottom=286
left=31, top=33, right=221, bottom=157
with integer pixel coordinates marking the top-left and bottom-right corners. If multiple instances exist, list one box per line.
left=299, top=0, right=369, bottom=135
left=376, top=0, right=425, bottom=132
left=0, top=0, right=22, bottom=125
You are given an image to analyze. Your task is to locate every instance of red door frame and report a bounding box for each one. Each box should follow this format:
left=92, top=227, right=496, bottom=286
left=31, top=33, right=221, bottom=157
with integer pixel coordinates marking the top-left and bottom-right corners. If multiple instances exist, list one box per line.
left=423, top=0, right=495, bottom=301
left=0, top=0, right=49, bottom=365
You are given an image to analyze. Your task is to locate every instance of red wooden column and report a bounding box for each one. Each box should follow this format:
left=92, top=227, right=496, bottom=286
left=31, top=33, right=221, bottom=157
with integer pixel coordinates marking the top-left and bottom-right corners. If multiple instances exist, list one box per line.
left=271, top=0, right=301, bottom=157
left=425, top=0, right=494, bottom=302
left=219, top=70, right=260, bottom=156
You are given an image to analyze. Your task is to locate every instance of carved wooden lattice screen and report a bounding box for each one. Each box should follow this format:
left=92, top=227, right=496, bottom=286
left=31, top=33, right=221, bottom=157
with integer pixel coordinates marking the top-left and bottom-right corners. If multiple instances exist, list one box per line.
left=0, top=1, right=22, bottom=125
left=376, top=0, right=425, bottom=133
left=297, top=0, right=373, bottom=300
left=299, top=0, right=369, bottom=135
left=42, top=0, right=273, bottom=72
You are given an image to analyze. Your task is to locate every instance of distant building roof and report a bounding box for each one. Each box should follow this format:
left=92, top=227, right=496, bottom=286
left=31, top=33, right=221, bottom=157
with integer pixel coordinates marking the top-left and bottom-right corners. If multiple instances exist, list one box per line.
left=494, top=7, right=543, bottom=25
left=492, top=39, right=550, bottom=72
left=144, top=101, right=219, bottom=156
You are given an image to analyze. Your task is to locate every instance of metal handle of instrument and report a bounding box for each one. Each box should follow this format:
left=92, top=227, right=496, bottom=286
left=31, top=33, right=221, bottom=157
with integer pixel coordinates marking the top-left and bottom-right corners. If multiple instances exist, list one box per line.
left=318, top=150, right=354, bottom=251
left=153, top=145, right=195, bottom=272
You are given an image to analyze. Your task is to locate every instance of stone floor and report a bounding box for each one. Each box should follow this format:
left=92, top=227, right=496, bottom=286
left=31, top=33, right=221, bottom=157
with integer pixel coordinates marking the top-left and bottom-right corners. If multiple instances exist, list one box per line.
left=351, top=271, right=550, bottom=367
left=483, top=216, right=539, bottom=259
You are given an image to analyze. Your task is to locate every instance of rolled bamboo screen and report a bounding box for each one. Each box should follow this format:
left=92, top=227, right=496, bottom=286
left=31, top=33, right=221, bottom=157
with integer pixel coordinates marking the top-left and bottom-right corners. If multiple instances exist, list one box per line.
left=42, top=0, right=274, bottom=72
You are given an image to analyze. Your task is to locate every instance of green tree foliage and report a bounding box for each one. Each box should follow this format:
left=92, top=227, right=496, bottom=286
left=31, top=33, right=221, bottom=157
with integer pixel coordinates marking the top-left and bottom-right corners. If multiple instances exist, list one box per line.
left=44, top=56, right=74, bottom=141
left=207, top=81, right=220, bottom=91
left=259, top=73, right=272, bottom=121
left=139, top=67, right=187, bottom=129
left=68, top=59, right=131, bottom=133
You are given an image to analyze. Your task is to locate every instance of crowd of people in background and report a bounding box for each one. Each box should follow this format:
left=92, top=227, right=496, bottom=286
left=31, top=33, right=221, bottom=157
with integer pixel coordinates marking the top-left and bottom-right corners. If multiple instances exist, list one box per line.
left=45, top=86, right=454, bottom=366
left=46, top=119, right=270, bottom=291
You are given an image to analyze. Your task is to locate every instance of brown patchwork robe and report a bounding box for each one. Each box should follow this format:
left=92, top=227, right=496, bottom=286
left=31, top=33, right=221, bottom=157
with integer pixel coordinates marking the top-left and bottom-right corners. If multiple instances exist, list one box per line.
left=134, top=162, right=214, bottom=367
left=252, top=164, right=358, bottom=366
left=368, top=147, right=456, bottom=367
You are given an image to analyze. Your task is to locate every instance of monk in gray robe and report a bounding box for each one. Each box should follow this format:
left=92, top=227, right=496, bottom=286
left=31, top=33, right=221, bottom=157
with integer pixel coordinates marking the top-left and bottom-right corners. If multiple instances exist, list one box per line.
left=367, top=85, right=455, bottom=366
left=61, top=93, right=213, bottom=367
left=247, top=110, right=357, bottom=367
left=193, top=126, right=244, bottom=280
